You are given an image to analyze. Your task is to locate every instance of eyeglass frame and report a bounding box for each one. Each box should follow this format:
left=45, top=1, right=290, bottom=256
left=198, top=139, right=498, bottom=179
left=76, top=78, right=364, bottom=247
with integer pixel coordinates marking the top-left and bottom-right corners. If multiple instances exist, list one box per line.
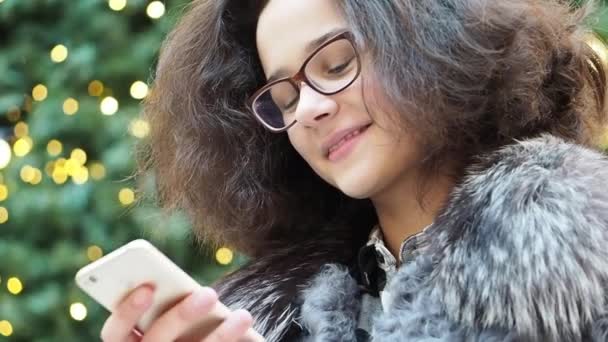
left=246, top=30, right=362, bottom=133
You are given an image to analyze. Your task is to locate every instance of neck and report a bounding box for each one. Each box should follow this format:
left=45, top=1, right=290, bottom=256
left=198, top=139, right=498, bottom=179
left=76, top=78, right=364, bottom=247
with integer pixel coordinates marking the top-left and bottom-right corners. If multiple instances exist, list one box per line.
left=371, top=169, right=455, bottom=261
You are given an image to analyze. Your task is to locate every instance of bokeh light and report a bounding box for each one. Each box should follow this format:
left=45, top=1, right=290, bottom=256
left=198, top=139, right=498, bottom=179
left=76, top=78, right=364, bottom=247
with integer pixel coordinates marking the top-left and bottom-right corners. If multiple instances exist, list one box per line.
left=146, top=1, right=165, bottom=19
left=63, top=98, right=79, bottom=115
left=0, top=139, right=12, bottom=169
left=100, top=96, right=118, bottom=115
left=7, top=277, right=22, bottom=295
left=70, top=302, right=88, bottom=321
left=14, top=122, right=28, bottom=138
left=88, top=80, right=104, bottom=96
left=87, top=246, right=103, bottom=261
left=72, top=167, right=89, bottom=185
left=47, top=140, right=63, bottom=156
left=0, top=184, right=8, bottom=201
left=20, top=165, right=35, bottom=183
left=0, top=320, right=13, bottom=337
left=215, top=247, right=234, bottom=265
left=50, top=44, right=68, bottom=63
left=44, top=161, right=55, bottom=176
left=52, top=167, right=68, bottom=184
left=64, top=159, right=80, bottom=176
left=71, top=149, right=87, bottom=165
left=0, top=207, right=7, bottom=224
left=89, top=163, right=106, bottom=180
left=108, top=0, right=127, bottom=11
left=13, top=137, right=33, bottom=157
left=130, top=81, right=149, bottom=99
left=32, top=84, right=48, bottom=101
left=129, top=119, right=150, bottom=138
left=30, top=169, right=42, bottom=185
left=118, top=188, right=135, bottom=205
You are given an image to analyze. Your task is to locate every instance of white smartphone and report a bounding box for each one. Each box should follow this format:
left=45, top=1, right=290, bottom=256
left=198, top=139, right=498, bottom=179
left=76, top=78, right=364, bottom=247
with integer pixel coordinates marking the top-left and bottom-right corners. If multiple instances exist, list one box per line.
left=75, top=239, right=263, bottom=341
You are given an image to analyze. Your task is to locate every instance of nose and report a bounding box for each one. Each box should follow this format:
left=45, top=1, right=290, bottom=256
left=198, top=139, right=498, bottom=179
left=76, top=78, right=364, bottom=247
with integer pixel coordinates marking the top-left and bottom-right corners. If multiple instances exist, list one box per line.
left=294, top=83, right=338, bottom=128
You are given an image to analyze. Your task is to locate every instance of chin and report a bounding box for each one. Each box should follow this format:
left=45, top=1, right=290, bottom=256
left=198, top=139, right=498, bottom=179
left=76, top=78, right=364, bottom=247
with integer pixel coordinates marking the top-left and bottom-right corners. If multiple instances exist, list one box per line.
left=334, top=178, right=376, bottom=199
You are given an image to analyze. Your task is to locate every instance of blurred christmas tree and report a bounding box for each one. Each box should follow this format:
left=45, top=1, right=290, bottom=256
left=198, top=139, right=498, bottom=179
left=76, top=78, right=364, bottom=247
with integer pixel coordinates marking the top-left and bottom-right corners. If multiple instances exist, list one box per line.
left=0, top=1, right=246, bottom=341
left=0, top=0, right=607, bottom=341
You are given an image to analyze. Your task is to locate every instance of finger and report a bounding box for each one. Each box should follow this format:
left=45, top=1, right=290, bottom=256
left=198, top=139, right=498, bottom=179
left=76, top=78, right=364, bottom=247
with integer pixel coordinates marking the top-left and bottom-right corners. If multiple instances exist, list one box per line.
left=204, top=309, right=253, bottom=342
left=100, top=285, right=154, bottom=342
left=141, top=287, right=218, bottom=342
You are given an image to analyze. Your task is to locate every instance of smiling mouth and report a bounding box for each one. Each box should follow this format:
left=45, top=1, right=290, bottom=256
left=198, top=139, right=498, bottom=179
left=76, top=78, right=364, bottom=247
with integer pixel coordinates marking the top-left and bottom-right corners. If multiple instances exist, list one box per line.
left=326, top=123, right=372, bottom=161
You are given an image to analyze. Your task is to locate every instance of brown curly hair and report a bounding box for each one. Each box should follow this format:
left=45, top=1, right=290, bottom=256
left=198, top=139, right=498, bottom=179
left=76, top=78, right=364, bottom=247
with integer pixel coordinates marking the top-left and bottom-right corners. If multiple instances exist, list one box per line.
left=137, top=0, right=607, bottom=257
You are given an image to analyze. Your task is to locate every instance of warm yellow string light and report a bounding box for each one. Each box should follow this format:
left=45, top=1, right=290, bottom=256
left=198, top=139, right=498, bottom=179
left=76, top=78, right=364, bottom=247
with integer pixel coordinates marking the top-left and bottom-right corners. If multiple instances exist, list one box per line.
left=129, top=119, right=150, bottom=138
left=72, top=167, right=89, bottom=185
left=0, top=139, right=11, bottom=169
left=20, top=165, right=35, bottom=183
left=130, top=81, right=149, bottom=99
left=0, top=184, right=8, bottom=201
left=70, top=302, right=88, bottom=321
left=63, top=98, right=79, bottom=115
left=71, top=149, right=87, bottom=165
left=13, top=137, right=33, bottom=157
left=146, top=1, right=165, bottom=19
left=52, top=166, right=68, bottom=185
left=47, top=140, right=63, bottom=156
left=0, top=320, right=13, bottom=337
left=32, top=84, right=48, bottom=101
left=64, top=159, right=80, bottom=176
left=14, top=122, right=28, bottom=138
left=44, top=161, right=55, bottom=177
left=215, top=247, right=234, bottom=265
left=19, top=166, right=42, bottom=185
left=50, top=44, right=68, bottom=63
left=0, top=207, right=7, bottom=224
left=87, top=245, right=103, bottom=261
left=100, top=96, right=119, bottom=115
left=29, top=169, right=42, bottom=185
left=7, top=277, right=22, bottom=295
left=108, top=0, right=127, bottom=11
left=89, top=163, right=106, bottom=180
left=88, top=80, right=104, bottom=96
left=118, top=188, right=135, bottom=205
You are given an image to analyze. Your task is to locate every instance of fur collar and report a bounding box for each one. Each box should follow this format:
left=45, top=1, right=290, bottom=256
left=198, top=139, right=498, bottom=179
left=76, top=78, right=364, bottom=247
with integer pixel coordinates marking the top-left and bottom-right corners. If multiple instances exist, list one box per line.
left=215, top=134, right=608, bottom=341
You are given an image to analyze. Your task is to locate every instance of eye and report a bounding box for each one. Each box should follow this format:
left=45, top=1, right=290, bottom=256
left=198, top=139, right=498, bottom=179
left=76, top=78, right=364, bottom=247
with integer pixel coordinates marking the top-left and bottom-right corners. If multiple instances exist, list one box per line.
left=328, top=57, right=355, bottom=74
left=282, top=97, right=298, bottom=111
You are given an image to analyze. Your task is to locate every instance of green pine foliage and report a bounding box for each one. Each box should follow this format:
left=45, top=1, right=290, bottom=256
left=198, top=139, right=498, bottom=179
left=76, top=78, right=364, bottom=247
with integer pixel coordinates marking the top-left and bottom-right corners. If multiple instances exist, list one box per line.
left=0, top=1, right=245, bottom=341
left=0, top=0, right=606, bottom=341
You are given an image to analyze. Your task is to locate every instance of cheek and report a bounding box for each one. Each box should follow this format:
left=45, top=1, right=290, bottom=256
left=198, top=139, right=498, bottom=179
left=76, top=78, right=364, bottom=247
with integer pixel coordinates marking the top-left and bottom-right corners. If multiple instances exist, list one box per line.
left=358, top=68, right=401, bottom=126
left=287, top=129, right=338, bottom=185
left=287, top=130, right=313, bottom=161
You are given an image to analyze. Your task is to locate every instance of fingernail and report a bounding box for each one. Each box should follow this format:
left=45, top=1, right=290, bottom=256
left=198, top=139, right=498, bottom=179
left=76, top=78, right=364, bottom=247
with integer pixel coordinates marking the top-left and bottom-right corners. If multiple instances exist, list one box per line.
left=132, top=287, right=153, bottom=308
left=186, top=288, right=216, bottom=313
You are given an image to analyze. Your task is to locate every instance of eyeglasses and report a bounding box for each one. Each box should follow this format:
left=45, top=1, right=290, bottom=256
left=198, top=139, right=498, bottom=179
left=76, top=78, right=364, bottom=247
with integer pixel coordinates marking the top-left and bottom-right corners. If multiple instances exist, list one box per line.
left=247, top=31, right=361, bottom=132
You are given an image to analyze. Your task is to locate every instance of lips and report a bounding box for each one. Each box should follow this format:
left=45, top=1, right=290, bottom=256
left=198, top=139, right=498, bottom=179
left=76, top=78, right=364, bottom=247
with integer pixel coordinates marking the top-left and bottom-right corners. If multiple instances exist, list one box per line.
left=322, top=123, right=372, bottom=157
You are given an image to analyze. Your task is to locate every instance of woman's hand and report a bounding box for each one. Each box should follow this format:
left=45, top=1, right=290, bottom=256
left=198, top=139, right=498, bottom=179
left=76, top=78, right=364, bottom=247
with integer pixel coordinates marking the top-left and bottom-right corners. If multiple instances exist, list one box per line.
left=100, top=284, right=261, bottom=342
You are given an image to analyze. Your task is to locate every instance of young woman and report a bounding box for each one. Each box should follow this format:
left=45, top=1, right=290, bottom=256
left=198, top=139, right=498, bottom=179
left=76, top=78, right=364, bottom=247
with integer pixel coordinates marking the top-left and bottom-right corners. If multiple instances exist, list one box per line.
left=101, top=0, right=608, bottom=341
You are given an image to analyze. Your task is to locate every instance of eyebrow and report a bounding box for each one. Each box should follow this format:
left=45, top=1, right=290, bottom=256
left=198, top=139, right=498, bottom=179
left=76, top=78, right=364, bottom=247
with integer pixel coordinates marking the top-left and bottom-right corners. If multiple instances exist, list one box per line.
left=266, top=27, right=348, bottom=83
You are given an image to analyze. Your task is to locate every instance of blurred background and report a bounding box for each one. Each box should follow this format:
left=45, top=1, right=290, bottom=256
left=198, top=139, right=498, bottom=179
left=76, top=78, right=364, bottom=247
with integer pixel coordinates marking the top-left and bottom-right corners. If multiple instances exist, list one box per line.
left=0, top=0, right=607, bottom=341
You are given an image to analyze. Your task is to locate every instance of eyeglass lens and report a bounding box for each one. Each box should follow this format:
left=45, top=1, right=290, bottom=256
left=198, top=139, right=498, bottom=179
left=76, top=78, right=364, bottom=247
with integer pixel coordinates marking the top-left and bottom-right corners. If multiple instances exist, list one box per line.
left=252, top=38, right=358, bottom=130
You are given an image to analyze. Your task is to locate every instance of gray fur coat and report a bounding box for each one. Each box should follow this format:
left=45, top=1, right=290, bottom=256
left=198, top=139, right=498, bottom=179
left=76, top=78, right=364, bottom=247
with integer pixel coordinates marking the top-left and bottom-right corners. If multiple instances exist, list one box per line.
left=214, top=134, right=608, bottom=341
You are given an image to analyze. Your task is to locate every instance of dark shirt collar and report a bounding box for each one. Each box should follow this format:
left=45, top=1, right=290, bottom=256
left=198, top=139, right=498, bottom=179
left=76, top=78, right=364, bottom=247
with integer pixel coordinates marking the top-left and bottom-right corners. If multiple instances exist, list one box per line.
left=355, top=224, right=433, bottom=296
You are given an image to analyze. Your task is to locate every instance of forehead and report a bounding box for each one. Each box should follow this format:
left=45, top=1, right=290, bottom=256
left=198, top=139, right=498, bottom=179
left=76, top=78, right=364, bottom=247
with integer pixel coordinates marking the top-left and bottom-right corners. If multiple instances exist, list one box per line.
left=256, top=0, right=347, bottom=76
